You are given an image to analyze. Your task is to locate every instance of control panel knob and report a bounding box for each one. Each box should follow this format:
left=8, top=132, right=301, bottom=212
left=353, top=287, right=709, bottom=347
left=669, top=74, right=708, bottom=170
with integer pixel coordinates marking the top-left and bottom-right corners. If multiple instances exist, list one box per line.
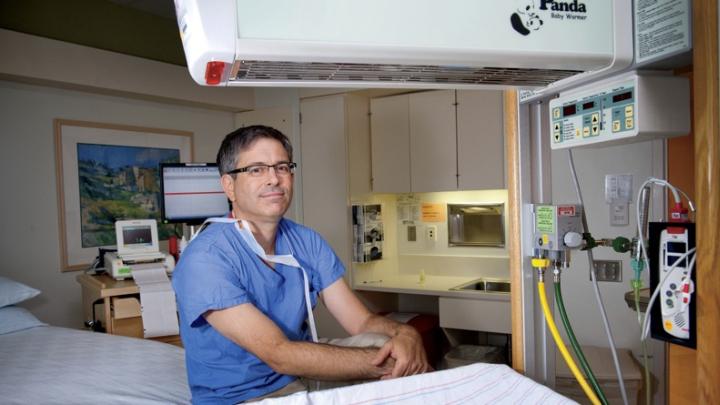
left=564, top=232, right=583, bottom=248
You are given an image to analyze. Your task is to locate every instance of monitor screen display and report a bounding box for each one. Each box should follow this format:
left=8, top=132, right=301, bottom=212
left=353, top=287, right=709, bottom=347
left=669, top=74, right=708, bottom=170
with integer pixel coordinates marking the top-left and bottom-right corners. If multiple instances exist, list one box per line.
left=160, top=163, right=229, bottom=225
left=122, top=225, right=153, bottom=246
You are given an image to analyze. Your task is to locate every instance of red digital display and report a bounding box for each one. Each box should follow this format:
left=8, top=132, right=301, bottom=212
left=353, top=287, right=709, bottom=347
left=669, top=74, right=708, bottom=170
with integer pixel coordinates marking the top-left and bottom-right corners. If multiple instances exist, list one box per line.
left=613, top=91, right=633, bottom=103
left=563, top=105, right=577, bottom=117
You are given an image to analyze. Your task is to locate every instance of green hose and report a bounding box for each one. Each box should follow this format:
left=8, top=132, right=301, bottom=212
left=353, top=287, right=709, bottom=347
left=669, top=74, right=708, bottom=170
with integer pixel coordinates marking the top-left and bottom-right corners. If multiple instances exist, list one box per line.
left=555, top=281, right=609, bottom=405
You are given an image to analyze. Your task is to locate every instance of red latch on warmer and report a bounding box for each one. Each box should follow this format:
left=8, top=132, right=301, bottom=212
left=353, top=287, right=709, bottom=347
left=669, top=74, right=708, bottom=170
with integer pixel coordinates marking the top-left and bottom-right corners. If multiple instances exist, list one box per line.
left=205, top=61, right=226, bottom=85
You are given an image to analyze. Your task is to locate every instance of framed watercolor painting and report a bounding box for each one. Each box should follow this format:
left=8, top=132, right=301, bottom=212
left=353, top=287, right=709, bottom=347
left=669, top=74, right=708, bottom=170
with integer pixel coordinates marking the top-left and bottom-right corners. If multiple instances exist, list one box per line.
left=54, top=119, right=193, bottom=271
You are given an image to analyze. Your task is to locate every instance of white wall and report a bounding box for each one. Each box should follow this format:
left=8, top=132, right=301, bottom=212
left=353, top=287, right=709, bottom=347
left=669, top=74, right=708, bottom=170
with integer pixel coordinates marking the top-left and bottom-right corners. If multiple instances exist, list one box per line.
left=0, top=80, right=236, bottom=328
left=0, top=29, right=255, bottom=112
left=550, top=139, right=664, bottom=352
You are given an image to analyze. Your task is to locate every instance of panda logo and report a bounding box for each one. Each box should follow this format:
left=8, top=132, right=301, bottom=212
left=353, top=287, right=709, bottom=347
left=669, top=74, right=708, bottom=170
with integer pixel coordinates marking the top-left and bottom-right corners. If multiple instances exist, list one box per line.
left=511, top=1, right=544, bottom=36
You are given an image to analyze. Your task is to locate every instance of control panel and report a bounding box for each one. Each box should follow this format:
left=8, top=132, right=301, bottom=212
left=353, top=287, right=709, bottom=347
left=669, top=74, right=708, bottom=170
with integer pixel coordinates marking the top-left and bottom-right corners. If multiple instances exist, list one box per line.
left=549, top=71, right=690, bottom=149
left=532, top=204, right=583, bottom=252
left=551, top=80, right=635, bottom=146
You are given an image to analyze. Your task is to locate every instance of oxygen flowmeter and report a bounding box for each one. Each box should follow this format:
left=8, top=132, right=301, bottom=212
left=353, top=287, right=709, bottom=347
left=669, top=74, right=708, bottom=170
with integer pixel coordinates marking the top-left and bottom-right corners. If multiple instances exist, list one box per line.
left=549, top=71, right=690, bottom=149
left=533, top=204, right=584, bottom=254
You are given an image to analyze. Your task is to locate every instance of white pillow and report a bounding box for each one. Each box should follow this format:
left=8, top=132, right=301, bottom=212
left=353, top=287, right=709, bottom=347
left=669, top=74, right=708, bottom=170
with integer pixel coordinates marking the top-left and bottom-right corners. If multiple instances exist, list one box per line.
left=0, top=306, right=46, bottom=334
left=0, top=276, right=41, bottom=308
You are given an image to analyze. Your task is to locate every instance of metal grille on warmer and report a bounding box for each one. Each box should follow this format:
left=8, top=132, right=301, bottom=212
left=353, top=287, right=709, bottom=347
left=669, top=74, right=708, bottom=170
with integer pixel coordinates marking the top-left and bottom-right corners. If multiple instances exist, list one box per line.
left=231, top=60, right=581, bottom=86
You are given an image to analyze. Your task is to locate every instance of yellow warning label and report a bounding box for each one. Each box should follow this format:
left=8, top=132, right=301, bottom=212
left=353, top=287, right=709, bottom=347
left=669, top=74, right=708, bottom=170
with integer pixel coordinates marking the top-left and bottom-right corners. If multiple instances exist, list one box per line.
left=421, top=203, right=445, bottom=222
left=536, top=206, right=554, bottom=233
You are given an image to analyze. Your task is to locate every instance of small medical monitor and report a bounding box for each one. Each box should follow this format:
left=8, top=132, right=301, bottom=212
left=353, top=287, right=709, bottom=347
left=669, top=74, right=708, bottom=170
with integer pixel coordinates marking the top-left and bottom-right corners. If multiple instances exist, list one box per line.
left=115, top=219, right=159, bottom=255
left=160, top=163, right=229, bottom=225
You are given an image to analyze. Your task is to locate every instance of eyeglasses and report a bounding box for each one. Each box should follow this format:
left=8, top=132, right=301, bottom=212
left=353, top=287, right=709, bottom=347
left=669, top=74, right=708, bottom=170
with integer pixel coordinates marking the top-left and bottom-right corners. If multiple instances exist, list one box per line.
left=226, top=162, right=297, bottom=177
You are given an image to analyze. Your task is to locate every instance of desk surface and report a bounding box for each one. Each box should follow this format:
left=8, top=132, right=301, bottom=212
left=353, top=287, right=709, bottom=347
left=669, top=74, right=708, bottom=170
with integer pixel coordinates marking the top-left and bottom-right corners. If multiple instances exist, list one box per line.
left=76, top=274, right=140, bottom=297
left=353, top=275, right=511, bottom=302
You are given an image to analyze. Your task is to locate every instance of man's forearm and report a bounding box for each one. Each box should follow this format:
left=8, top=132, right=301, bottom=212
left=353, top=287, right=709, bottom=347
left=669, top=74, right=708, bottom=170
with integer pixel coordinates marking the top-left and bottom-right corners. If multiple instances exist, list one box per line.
left=359, top=313, right=416, bottom=338
left=267, top=340, right=392, bottom=381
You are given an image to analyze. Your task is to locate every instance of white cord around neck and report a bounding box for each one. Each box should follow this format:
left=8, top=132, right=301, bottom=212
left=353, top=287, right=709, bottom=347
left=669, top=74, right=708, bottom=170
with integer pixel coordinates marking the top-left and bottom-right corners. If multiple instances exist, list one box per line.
left=195, top=217, right=319, bottom=343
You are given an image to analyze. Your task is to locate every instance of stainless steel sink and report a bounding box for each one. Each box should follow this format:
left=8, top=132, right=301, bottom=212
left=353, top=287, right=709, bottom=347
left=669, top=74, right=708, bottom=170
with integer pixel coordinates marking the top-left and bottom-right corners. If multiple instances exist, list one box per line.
left=450, top=279, right=511, bottom=293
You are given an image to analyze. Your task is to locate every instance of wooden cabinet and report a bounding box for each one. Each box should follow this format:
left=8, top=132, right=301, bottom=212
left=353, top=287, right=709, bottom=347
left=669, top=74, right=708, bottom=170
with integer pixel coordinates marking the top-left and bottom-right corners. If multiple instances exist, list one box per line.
left=409, top=90, right=457, bottom=192
left=457, top=90, right=505, bottom=190
left=439, top=297, right=511, bottom=334
left=370, top=94, right=411, bottom=193
left=300, top=94, right=370, bottom=339
left=300, top=95, right=351, bottom=265
left=370, top=90, right=504, bottom=193
left=76, top=274, right=182, bottom=347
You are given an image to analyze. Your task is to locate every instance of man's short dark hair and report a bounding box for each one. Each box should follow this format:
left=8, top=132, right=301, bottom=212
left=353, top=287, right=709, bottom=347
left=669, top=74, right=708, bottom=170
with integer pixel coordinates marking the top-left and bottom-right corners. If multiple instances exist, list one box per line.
left=216, top=125, right=293, bottom=176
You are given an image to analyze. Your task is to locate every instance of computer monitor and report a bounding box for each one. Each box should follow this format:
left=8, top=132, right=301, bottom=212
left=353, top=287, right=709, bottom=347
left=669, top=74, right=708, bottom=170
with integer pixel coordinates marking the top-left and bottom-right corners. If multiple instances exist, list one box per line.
left=160, top=163, right=230, bottom=225
left=115, top=219, right=159, bottom=256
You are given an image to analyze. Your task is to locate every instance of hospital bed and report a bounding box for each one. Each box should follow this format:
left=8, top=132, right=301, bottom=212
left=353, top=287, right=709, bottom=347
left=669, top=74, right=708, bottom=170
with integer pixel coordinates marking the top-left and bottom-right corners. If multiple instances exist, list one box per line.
left=259, top=362, right=575, bottom=405
left=0, top=295, right=570, bottom=404
left=0, top=321, right=191, bottom=404
left=0, top=322, right=573, bottom=404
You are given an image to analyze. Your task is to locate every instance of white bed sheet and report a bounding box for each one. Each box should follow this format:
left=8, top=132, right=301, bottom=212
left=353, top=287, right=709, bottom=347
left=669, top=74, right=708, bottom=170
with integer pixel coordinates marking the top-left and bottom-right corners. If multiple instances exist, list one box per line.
left=260, top=362, right=577, bottom=405
left=0, top=325, right=190, bottom=404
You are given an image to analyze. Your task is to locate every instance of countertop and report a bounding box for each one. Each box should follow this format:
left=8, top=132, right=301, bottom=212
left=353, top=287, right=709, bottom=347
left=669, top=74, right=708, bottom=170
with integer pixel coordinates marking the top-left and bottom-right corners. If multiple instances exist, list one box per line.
left=353, top=274, right=510, bottom=301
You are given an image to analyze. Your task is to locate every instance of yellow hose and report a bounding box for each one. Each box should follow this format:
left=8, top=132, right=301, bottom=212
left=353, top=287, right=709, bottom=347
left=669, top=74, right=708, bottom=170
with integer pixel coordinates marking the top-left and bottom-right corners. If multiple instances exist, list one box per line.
left=538, top=281, right=601, bottom=405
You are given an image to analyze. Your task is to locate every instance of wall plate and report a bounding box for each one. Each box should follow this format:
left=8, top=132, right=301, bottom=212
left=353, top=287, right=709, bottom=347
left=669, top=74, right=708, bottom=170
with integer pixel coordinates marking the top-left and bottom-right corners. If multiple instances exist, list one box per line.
left=593, top=260, right=622, bottom=282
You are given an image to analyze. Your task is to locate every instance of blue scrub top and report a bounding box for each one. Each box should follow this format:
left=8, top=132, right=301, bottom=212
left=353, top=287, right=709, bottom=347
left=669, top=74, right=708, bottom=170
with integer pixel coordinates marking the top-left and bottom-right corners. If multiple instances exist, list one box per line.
left=172, top=218, right=345, bottom=404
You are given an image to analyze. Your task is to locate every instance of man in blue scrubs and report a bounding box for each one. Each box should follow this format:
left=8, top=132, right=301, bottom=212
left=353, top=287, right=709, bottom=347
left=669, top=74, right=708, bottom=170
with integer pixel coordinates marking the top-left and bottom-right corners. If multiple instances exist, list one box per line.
left=172, top=125, right=430, bottom=404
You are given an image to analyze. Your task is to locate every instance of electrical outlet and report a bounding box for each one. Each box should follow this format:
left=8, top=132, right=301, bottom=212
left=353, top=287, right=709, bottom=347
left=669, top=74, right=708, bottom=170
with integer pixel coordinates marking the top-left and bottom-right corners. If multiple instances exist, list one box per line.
left=592, top=260, right=623, bottom=282
left=426, top=225, right=437, bottom=241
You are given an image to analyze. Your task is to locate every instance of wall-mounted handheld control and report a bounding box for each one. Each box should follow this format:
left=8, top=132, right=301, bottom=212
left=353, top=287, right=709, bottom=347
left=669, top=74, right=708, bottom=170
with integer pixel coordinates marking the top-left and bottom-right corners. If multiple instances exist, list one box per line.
left=658, top=227, right=692, bottom=339
left=649, top=222, right=696, bottom=348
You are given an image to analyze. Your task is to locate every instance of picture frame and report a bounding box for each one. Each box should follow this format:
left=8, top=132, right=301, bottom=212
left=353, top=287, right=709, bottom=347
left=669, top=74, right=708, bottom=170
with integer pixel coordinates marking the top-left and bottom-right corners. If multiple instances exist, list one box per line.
left=54, top=119, right=193, bottom=271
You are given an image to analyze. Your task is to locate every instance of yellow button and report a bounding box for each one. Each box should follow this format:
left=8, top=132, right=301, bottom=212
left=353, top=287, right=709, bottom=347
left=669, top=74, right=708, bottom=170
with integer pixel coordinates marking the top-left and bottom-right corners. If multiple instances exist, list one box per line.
left=591, top=113, right=599, bottom=124
left=542, top=234, right=549, bottom=244
left=532, top=257, right=550, bottom=269
left=625, top=105, right=634, bottom=117
left=583, top=127, right=590, bottom=137
left=591, top=125, right=599, bottom=135
left=664, top=320, right=674, bottom=332
left=625, top=117, right=634, bottom=129
left=553, top=108, right=560, bottom=118
left=553, top=132, right=561, bottom=142
left=612, top=120, right=621, bottom=132
left=575, top=128, right=581, bottom=138
left=554, top=123, right=560, bottom=131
